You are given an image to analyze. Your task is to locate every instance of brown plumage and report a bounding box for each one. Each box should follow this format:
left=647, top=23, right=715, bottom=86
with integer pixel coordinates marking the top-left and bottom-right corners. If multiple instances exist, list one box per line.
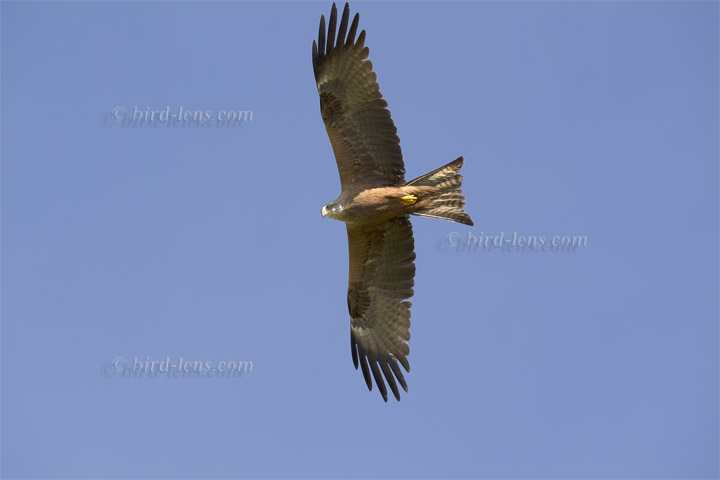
left=314, top=3, right=473, bottom=401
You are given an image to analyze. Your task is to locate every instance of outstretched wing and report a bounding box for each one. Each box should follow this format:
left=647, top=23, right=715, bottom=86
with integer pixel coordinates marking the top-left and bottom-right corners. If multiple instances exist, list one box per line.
left=347, top=216, right=415, bottom=401
left=313, top=3, right=405, bottom=190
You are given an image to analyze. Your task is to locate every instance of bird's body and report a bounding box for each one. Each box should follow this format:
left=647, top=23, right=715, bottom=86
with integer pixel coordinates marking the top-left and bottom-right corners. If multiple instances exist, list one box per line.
left=324, top=185, right=437, bottom=225
left=314, top=3, right=473, bottom=401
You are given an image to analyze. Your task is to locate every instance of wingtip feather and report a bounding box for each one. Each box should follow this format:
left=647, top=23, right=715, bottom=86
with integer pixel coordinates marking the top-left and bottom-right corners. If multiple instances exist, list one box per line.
left=359, top=354, right=373, bottom=391
left=327, top=4, right=337, bottom=53
left=351, top=332, right=359, bottom=369
left=318, top=15, right=326, bottom=58
left=346, top=13, right=359, bottom=46
left=357, top=29, right=366, bottom=49
left=370, top=361, right=388, bottom=401
left=380, top=362, right=401, bottom=401
left=337, top=3, right=349, bottom=48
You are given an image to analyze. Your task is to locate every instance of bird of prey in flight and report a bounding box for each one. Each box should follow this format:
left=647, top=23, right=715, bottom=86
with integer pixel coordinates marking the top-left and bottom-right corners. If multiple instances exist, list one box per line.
left=313, top=3, right=473, bottom=401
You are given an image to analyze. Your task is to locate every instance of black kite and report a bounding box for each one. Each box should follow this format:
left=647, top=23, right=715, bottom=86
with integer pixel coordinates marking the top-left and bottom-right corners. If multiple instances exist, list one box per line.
left=313, top=3, right=473, bottom=401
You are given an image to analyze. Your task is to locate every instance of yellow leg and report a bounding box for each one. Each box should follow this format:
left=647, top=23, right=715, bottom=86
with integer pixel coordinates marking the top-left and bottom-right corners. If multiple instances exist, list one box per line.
left=400, top=194, right=417, bottom=206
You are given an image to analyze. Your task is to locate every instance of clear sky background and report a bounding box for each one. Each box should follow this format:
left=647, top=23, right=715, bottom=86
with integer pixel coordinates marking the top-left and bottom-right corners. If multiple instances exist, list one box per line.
left=1, top=1, right=718, bottom=478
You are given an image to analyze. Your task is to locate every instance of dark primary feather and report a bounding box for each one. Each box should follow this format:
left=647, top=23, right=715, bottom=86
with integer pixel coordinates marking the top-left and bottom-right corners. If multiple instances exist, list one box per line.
left=312, top=2, right=405, bottom=190
left=326, top=5, right=336, bottom=53
left=318, top=15, right=325, bottom=56
left=345, top=11, right=359, bottom=47
left=336, top=7, right=348, bottom=47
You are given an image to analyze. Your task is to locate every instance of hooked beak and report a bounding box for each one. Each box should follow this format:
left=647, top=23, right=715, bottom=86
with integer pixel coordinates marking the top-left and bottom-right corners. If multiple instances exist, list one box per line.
left=321, top=206, right=328, bottom=218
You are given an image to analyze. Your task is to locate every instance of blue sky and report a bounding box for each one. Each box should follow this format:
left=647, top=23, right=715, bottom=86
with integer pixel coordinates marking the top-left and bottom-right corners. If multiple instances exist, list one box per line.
left=1, top=1, right=718, bottom=478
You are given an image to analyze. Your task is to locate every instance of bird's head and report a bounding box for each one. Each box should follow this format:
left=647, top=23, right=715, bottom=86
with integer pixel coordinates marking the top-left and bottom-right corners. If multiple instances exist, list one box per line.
left=321, top=201, right=342, bottom=220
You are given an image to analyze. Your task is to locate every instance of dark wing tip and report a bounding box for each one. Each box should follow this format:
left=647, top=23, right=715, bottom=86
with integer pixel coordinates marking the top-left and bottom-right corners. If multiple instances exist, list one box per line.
left=337, top=3, right=350, bottom=48
left=359, top=353, right=373, bottom=391
left=346, top=12, right=359, bottom=46
left=314, top=4, right=365, bottom=82
left=311, top=40, right=318, bottom=79
left=317, top=14, right=326, bottom=60
left=389, top=359, right=409, bottom=393
left=350, top=332, right=359, bottom=369
left=380, top=362, right=401, bottom=401
left=399, top=356, right=410, bottom=372
left=327, top=3, right=337, bottom=54
left=356, top=29, right=366, bottom=49
left=352, top=337, right=410, bottom=401
left=352, top=335, right=410, bottom=401
left=369, top=361, right=388, bottom=401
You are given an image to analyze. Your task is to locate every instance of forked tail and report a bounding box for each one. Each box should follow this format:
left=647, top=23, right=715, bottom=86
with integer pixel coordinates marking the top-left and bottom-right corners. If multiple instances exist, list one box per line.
left=407, top=157, right=474, bottom=226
